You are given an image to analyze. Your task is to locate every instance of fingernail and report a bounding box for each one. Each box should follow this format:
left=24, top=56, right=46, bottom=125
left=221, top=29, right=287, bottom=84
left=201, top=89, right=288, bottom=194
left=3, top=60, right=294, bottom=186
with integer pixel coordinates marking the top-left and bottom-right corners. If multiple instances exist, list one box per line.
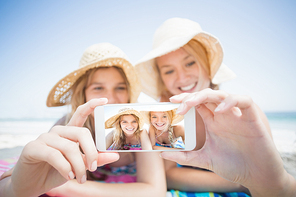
left=90, top=160, right=97, bottom=171
left=68, top=171, right=75, bottom=180
left=100, top=98, right=108, bottom=102
left=176, top=102, right=186, bottom=114
left=80, top=175, right=86, bottom=184
left=215, top=102, right=225, bottom=112
left=159, top=153, right=162, bottom=158
left=169, top=94, right=181, bottom=100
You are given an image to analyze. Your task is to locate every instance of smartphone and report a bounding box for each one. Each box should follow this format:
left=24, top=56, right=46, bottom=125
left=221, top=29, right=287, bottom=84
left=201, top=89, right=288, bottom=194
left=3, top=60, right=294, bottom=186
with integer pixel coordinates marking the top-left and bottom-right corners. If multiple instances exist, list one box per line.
left=95, top=102, right=196, bottom=152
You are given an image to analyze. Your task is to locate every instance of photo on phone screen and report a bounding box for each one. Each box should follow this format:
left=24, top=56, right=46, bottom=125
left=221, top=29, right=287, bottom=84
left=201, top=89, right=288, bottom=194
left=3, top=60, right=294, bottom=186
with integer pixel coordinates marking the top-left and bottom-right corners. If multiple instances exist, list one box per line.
left=95, top=102, right=196, bottom=152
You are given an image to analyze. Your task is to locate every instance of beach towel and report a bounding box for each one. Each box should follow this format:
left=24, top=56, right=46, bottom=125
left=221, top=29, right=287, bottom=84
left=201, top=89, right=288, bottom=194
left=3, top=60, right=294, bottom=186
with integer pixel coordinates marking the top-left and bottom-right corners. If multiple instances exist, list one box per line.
left=169, top=190, right=250, bottom=197
left=0, top=156, right=18, bottom=177
left=0, top=157, right=250, bottom=197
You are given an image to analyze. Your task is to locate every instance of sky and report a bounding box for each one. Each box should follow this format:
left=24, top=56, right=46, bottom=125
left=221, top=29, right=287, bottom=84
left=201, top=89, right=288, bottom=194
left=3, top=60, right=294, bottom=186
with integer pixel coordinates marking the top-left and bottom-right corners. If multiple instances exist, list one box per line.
left=0, top=0, right=296, bottom=119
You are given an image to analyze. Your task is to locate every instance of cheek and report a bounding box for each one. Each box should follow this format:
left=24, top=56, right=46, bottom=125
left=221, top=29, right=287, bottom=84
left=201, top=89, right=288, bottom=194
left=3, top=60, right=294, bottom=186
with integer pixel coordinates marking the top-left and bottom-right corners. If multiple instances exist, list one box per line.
left=161, top=75, right=174, bottom=89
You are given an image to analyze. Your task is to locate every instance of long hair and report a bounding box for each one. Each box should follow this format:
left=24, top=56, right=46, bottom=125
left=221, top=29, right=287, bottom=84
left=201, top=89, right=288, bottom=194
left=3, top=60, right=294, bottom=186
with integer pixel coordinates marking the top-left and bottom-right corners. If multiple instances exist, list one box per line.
left=183, top=39, right=219, bottom=90
left=150, top=111, right=175, bottom=147
left=112, top=114, right=142, bottom=150
left=164, top=111, right=175, bottom=148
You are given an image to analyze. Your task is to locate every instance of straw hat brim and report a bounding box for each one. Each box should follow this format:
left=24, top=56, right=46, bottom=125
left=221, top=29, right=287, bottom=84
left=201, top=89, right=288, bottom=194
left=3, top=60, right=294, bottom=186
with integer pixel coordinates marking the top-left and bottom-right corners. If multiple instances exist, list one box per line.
left=105, top=109, right=144, bottom=130
left=135, top=33, right=236, bottom=100
left=141, top=109, right=184, bottom=126
left=46, top=57, right=141, bottom=107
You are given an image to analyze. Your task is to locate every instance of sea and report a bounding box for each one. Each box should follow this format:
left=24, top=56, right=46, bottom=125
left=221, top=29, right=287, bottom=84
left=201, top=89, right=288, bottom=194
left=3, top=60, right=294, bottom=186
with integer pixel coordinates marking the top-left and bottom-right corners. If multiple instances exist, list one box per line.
left=0, top=112, right=296, bottom=156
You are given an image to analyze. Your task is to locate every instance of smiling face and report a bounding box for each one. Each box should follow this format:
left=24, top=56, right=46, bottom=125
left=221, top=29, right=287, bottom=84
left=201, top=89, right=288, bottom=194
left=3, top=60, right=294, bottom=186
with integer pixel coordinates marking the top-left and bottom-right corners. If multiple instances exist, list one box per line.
left=120, top=114, right=139, bottom=136
left=85, top=67, right=129, bottom=104
left=150, top=111, right=170, bottom=131
left=156, top=47, right=210, bottom=95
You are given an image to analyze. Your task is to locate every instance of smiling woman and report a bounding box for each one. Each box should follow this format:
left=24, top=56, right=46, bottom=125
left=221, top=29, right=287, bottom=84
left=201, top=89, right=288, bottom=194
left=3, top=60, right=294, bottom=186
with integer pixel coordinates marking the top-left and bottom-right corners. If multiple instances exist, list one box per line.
left=134, top=17, right=271, bottom=194
left=105, top=108, right=152, bottom=151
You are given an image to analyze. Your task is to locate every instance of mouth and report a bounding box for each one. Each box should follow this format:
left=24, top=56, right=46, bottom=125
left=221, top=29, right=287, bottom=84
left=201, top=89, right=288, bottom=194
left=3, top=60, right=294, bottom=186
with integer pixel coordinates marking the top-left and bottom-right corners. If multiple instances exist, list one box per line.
left=125, top=127, right=135, bottom=132
left=154, top=123, right=166, bottom=128
left=179, top=82, right=197, bottom=92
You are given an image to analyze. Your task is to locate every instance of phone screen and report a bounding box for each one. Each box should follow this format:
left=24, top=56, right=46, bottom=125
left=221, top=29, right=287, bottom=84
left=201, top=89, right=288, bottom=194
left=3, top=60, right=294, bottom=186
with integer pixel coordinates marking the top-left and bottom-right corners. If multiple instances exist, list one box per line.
left=95, top=102, right=196, bottom=152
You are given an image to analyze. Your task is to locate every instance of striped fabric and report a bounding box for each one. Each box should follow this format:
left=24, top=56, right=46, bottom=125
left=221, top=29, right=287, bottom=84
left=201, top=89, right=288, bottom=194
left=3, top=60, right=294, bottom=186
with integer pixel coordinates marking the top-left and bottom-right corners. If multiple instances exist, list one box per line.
left=170, top=190, right=250, bottom=197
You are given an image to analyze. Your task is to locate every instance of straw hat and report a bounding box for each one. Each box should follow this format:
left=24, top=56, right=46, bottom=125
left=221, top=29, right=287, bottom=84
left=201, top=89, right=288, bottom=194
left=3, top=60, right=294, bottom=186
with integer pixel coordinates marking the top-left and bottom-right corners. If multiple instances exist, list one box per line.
left=141, top=109, right=184, bottom=126
left=135, top=17, right=236, bottom=100
left=105, top=108, right=144, bottom=130
left=46, top=43, right=141, bottom=107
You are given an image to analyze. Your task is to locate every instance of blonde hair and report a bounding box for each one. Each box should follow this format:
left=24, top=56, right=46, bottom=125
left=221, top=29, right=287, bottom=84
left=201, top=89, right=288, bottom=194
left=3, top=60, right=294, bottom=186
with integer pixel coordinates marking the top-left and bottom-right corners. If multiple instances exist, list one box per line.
left=183, top=39, right=219, bottom=90
left=65, top=66, right=130, bottom=140
left=150, top=111, right=175, bottom=148
left=155, top=39, right=219, bottom=99
left=112, top=114, right=142, bottom=150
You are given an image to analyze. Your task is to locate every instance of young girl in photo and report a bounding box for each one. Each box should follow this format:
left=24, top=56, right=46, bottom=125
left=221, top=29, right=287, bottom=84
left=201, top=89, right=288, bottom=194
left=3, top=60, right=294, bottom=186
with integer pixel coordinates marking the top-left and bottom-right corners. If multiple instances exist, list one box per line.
left=143, top=109, right=184, bottom=150
left=105, top=108, right=152, bottom=150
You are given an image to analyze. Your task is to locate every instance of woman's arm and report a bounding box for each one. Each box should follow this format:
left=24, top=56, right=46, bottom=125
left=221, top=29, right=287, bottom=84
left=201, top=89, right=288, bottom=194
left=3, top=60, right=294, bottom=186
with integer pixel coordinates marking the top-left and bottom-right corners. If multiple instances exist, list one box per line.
left=140, top=129, right=153, bottom=150
left=162, top=89, right=296, bottom=196
left=47, top=148, right=167, bottom=197
left=47, top=155, right=167, bottom=197
left=0, top=99, right=119, bottom=197
left=165, top=164, right=248, bottom=193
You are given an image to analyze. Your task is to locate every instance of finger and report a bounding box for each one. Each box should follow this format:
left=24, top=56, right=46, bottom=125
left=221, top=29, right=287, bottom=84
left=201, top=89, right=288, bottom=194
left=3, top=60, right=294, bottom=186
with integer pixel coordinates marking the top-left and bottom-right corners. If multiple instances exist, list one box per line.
left=169, top=93, right=191, bottom=103
left=214, top=95, right=259, bottom=121
left=23, top=140, right=74, bottom=182
left=67, top=98, right=108, bottom=127
left=204, top=102, right=218, bottom=113
left=51, top=126, right=99, bottom=172
left=37, top=133, right=87, bottom=183
left=196, top=104, right=214, bottom=124
left=96, top=152, right=120, bottom=166
left=175, top=89, right=228, bottom=115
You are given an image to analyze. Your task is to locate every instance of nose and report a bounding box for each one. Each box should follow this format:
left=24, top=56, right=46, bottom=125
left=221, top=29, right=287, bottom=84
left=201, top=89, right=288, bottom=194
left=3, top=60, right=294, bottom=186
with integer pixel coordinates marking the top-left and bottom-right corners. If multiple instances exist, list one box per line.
left=104, top=90, right=118, bottom=104
left=157, top=117, right=162, bottom=122
left=176, top=68, right=190, bottom=83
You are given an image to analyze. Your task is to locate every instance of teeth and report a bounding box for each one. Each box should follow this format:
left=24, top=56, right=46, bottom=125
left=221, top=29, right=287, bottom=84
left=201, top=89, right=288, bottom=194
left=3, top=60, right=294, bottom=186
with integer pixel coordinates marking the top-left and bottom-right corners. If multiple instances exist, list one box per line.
left=125, top=128, right=134, bottom=131
left=180, top=83, right=196, bottom=91
left=155, top=123, right=165, bottom=127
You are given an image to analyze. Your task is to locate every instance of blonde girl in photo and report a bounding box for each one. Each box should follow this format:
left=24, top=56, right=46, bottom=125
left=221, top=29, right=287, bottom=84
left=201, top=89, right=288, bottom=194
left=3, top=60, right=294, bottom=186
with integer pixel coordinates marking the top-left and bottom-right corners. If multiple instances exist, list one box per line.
left=105, top=108, right=152, bottom=150
left=142, top=109, right=185, bottom=150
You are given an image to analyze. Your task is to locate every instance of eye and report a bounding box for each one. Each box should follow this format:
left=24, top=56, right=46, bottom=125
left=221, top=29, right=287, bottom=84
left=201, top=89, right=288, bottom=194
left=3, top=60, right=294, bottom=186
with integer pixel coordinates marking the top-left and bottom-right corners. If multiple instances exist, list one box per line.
left=164, top=70, right=174, bottom=75
left=94, top=86, right=103, bottom=90
left=116, top=85, right=127, bottom=91
left=163, top=115, right=167, bottom=118
left=186, top=61, right=196, bottom=67
left=132, top=120, right=137, bottom=124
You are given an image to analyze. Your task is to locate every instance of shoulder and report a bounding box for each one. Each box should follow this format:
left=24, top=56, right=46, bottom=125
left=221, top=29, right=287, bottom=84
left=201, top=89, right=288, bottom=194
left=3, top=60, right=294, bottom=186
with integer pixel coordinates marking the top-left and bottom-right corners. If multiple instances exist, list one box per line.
left=173, top=125, right=184, bottom=135
left=173, top=124, right=184, bottom=130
